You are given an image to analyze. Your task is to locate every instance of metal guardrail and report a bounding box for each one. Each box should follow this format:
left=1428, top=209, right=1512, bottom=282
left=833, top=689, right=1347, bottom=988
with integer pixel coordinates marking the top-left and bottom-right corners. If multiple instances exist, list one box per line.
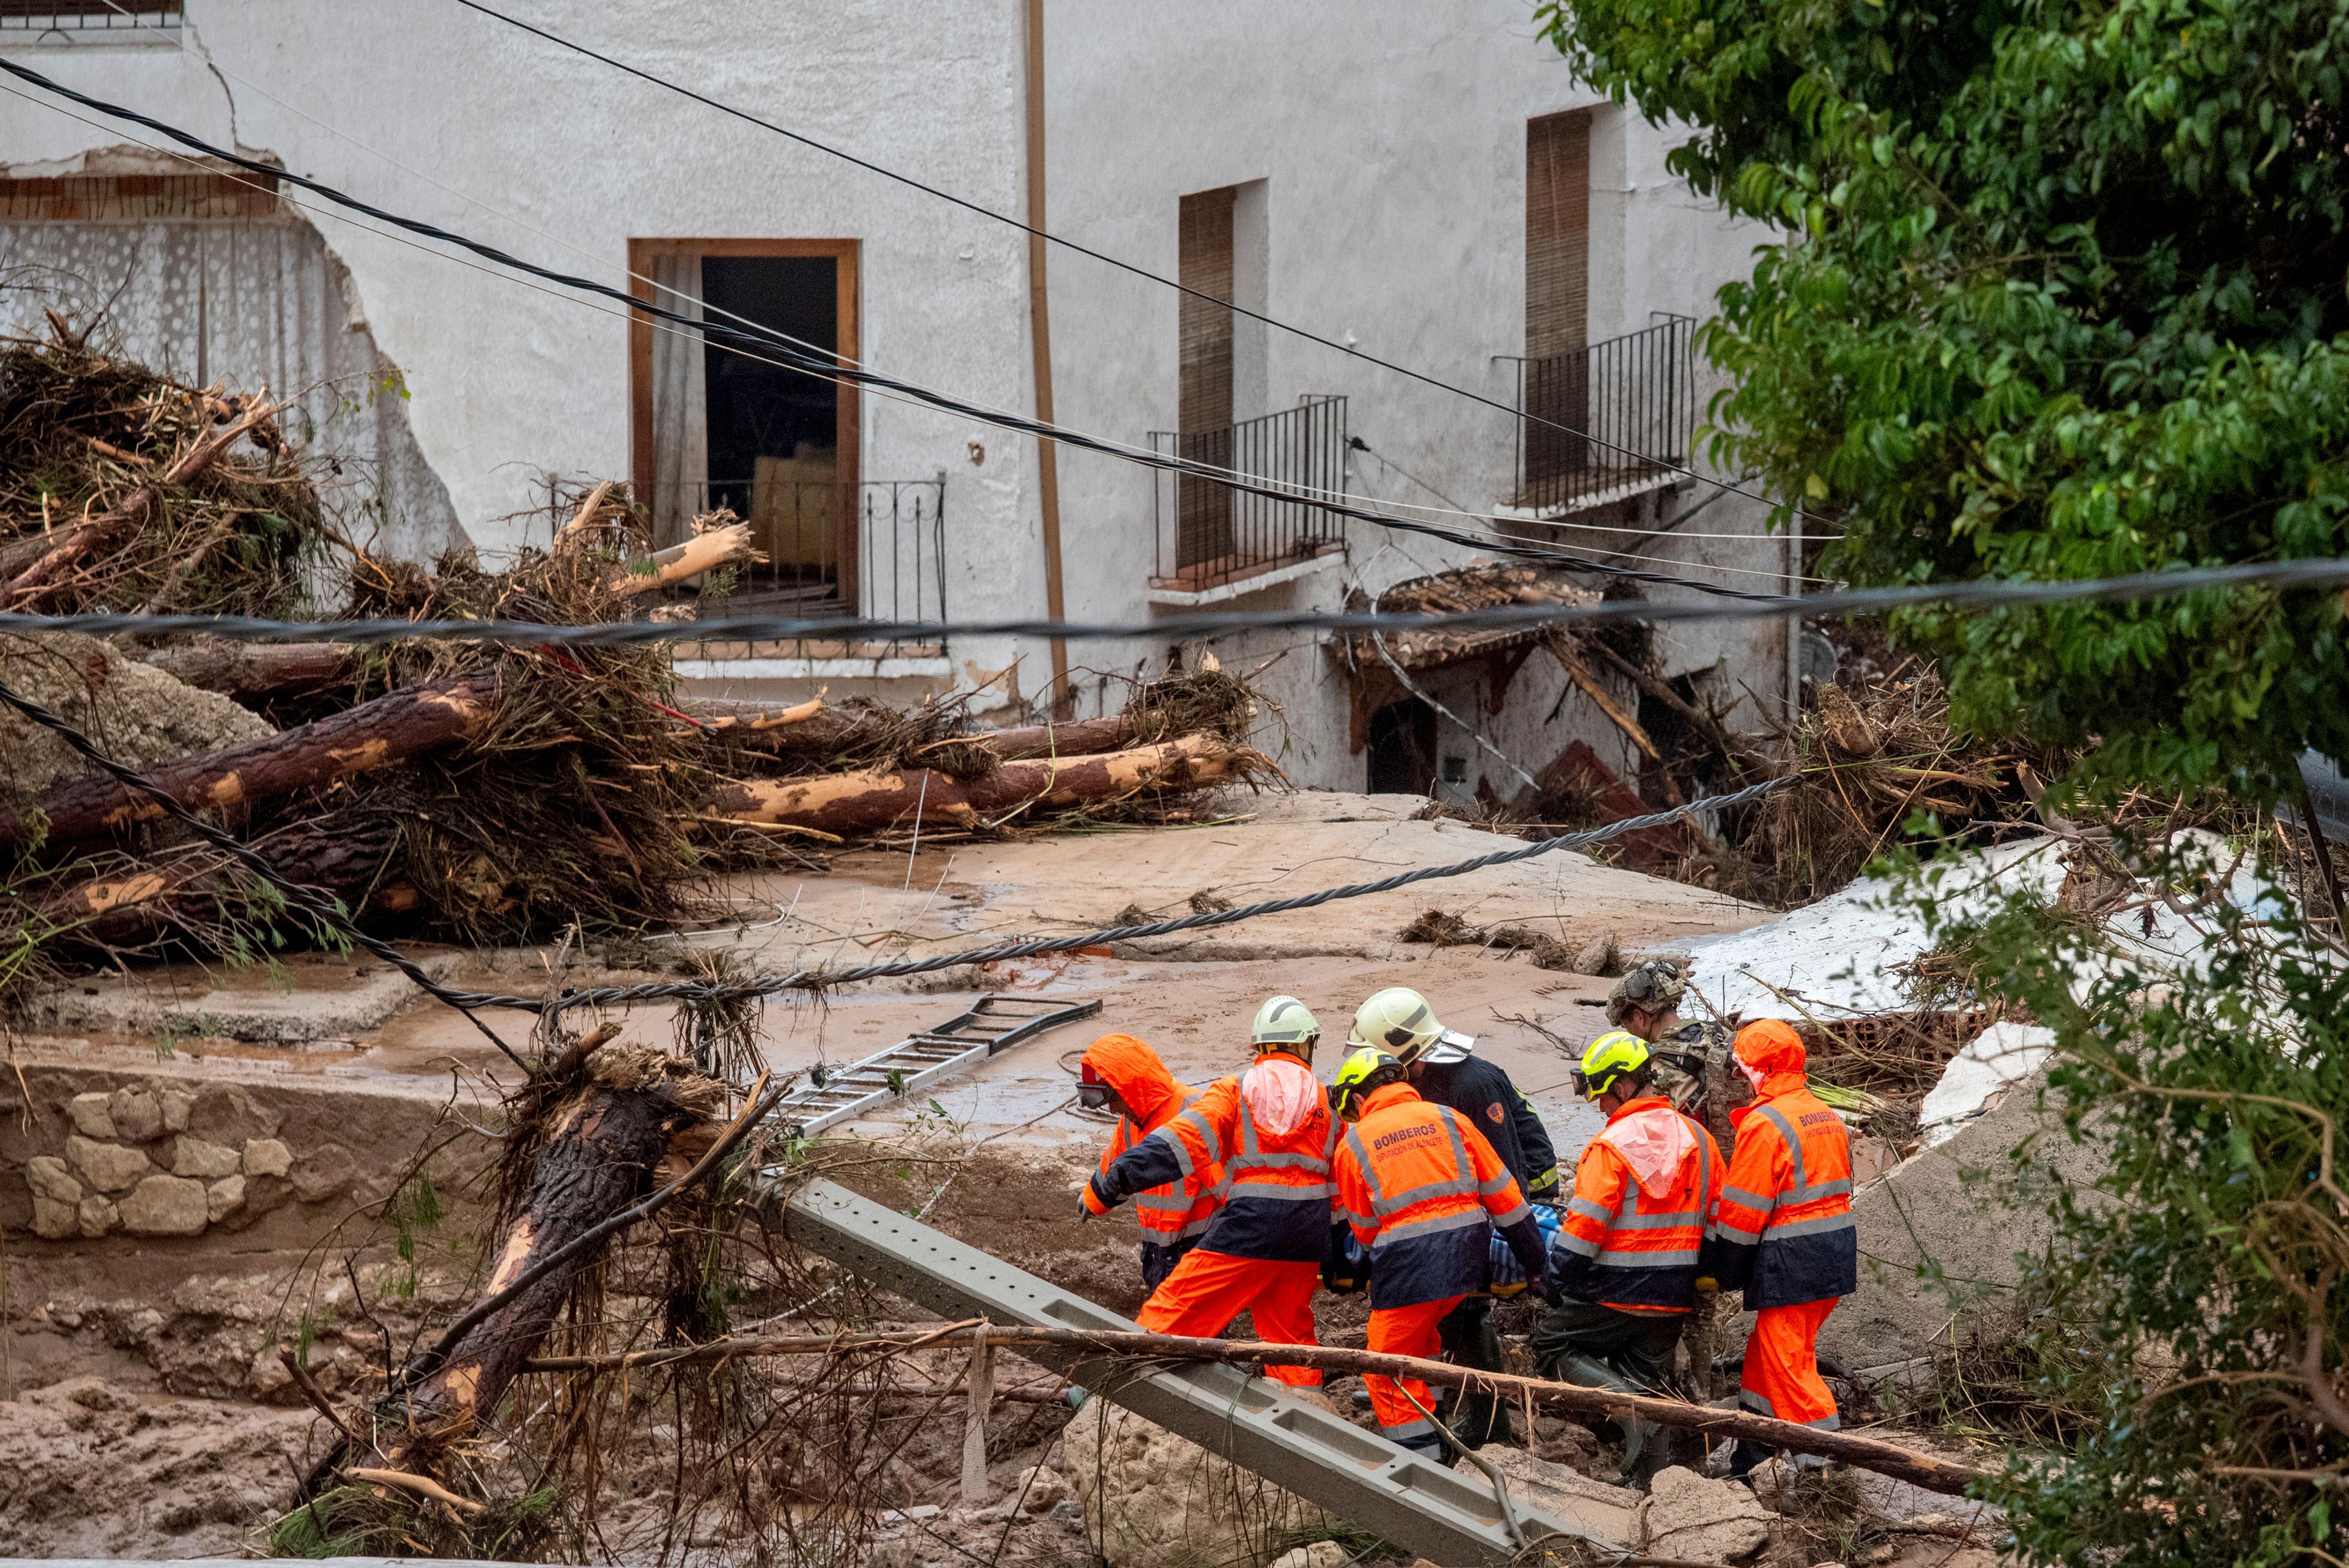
left=778, top=1178, right=1611, bottom=1565
left=678, top=476, right=946, bottom=631
left=1504, top=313, right=1695, bottom=516
left=1150, top=395, right=1347, bottom=593
left=0, top=0, right=179, bottom=26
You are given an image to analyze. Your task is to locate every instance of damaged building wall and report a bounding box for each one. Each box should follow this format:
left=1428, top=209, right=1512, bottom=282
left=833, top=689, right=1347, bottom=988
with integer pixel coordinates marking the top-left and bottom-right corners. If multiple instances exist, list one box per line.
left=0, top=149, right=462, bottom=563
left=0, top=4, right=1786, bottom=760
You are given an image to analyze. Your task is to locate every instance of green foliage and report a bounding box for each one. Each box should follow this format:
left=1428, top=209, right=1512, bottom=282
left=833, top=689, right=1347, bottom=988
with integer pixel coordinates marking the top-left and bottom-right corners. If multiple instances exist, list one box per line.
left=1534, top=0, right=2349, bottom=795
left=1907, top=841, right=2349, bottom=1566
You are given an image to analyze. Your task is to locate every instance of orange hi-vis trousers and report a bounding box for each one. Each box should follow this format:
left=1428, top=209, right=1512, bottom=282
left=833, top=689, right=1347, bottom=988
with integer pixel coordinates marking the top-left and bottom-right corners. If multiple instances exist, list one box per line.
left=1135, top=1249, right=1322, bottom=1387
left=1363, top=1293, right=1465, bottom=1444
left=1740, top=1299, right=1841, bottom=1428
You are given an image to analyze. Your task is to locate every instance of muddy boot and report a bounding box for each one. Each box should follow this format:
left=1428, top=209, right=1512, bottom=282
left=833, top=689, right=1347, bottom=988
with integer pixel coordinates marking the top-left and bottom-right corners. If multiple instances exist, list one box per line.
left=1726, top=1438, right=1772, bottom=1479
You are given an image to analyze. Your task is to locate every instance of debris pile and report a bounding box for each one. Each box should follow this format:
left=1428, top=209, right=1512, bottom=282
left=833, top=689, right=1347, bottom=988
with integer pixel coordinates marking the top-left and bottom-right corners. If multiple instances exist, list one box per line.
left=0, top=335, right=1276, bottom=1013
left=0, top=317, right=330, bottom=619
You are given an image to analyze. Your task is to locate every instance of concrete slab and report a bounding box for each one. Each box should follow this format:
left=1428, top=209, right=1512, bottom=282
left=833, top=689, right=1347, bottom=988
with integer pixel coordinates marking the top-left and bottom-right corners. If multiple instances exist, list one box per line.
left=21, top=951, right=466, bottom=1046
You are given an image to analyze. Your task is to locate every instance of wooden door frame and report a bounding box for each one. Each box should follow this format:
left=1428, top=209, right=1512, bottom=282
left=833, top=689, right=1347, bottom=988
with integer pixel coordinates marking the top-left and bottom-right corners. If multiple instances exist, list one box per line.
left=628, top=236, right=861, bottom=606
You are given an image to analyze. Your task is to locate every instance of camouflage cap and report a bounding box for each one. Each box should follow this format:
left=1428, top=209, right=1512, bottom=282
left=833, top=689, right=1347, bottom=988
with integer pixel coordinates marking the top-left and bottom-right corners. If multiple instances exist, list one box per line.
left=1605, top=958, right=1687, bottom=1028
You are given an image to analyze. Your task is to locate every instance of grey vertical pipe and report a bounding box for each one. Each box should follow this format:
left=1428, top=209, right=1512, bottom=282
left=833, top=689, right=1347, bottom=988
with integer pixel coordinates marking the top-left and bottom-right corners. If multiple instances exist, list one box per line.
left=1786, top=502, right=1805, bottom=722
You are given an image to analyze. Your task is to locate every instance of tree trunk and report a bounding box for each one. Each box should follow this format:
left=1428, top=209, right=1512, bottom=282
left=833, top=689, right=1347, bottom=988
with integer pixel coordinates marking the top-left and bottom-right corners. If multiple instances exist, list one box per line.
left=5, top=672, right=496, bottom=849
left=143, top=640, right=357, bottom=699
left=34, top=815, right=409, bottom=948
left=369, top=1061, right=716, bottom=1477
left=967, top=713, right=1140, bottom=760
left=703, top=734, right=1263, bottom=837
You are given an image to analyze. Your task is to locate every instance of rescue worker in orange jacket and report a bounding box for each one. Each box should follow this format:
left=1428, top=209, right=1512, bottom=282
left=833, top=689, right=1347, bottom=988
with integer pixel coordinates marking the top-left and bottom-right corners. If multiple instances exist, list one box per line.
left=1330, top=1047, right=1548, bottom=1454
left=1533, top=1030, right=1728, bottom=1484
left=1699, top=1019, right=1857, bottom=1474
left=1077, top=1033, right=1223, bottom=1293
left=1083, top=996, right=1334, bottom=1387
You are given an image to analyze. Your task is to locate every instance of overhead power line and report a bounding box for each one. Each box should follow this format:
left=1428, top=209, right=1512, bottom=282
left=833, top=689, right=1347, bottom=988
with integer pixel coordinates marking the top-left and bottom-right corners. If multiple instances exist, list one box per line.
left=6, top=555, right=2347, bottom=650
left=0, top=57, right=1791, bottom=604
left=450, top=0, right=1826, bottom=534
left=81, top=0, right=1799, bottom=582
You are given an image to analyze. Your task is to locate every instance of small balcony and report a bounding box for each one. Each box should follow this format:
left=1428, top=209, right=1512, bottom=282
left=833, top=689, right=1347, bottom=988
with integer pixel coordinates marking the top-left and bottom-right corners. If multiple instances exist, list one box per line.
left=1149, top=395, right=1348, bottom=600
left=662, top=475, right=946, bottom=630
left=1505, top=314, right=1696, bottom=516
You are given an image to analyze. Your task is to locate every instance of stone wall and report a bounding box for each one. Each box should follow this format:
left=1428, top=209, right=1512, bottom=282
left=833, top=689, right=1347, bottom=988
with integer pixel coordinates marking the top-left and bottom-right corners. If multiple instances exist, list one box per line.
left=24, top=1083, right=292, bottom=1241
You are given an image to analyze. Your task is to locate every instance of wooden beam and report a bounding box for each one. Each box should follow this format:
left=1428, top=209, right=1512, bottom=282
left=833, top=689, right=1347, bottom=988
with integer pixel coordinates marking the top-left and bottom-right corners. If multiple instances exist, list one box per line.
left=1025, top=0, right=1072, bottom=720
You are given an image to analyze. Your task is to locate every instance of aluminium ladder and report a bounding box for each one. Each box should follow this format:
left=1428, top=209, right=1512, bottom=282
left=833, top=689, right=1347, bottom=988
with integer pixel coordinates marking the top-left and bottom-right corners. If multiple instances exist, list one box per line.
left=762, top=994, right=1102, bottom=1144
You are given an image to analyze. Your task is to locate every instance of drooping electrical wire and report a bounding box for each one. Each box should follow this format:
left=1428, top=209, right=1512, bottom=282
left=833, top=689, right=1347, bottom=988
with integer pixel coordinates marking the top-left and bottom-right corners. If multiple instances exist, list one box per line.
left=0, top=56, right=1798, bottom=601
left=4, top=554, right=2345, bottom=649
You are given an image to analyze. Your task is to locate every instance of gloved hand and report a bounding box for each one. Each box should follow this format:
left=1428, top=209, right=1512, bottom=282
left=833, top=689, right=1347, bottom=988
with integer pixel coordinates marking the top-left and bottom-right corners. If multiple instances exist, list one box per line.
left=1694, top=1275, right=1720, bottom=1298
left=1079, top=1173, right=1115, bottom=1221
left=1487, top=1230, right=1529, bottom=1296
left=1323, top=1225, right=1369, bottom=1294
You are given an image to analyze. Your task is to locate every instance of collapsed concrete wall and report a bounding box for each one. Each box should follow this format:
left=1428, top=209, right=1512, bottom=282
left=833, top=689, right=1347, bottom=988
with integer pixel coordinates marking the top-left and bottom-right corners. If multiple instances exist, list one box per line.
left=1822, top=1069, right=2104, bottom=1372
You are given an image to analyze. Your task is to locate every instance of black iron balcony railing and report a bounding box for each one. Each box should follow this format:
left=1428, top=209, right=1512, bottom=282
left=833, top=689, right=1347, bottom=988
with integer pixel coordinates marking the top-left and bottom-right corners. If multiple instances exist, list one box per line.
left=1505, top=313, right=1695, bottom=516
left=668, top=476, right=946, bottom=633
left=0, top=0, right=179, bottom=26
left=1150, top=395, right=1348, bottom=593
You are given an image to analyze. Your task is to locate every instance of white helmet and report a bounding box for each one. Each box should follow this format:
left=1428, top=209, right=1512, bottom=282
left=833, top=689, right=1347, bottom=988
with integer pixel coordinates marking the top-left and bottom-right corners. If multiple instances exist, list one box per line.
left=1348, top=987, right=1445, bottom=1063
left=1250, top=995, right=1321, bottom=1053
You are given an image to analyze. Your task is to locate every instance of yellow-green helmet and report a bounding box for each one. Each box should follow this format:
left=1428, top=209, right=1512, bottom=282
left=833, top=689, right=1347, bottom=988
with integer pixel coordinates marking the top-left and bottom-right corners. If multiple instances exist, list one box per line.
left=1573, top=1031, right=1653, bottom=1101
left=1251, top=995, right=1321, bottom=1053
left=1331, top=1047, right=1405, bottom=1120
left=1347, top=986, right=1442, bottom=1061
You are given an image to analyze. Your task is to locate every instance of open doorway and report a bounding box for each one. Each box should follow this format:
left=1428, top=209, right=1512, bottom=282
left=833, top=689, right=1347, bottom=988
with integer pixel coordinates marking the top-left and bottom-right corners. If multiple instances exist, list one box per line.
left=1365, top=697, right=1438, bottom=796
left=631, top=239, right=859, bottom=608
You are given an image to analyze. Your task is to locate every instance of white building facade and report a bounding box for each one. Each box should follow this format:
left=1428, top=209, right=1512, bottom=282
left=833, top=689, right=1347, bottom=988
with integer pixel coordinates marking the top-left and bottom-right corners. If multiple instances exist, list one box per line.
left=0, top=0, right=1792, bottom=801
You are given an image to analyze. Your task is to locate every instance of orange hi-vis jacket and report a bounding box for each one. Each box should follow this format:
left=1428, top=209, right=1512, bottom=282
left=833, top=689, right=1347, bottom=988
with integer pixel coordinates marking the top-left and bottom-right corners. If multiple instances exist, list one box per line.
left=1550, top=1094, right=1727, bottom=1313
left=1096, top=1050, right=1335, bottom=1263
left=1080, top=1035, right=1222, bottom=1257
left=1701, top=1020, right=1857, bottom=1310
left=1334, top=1082, right=1547, bottom=1309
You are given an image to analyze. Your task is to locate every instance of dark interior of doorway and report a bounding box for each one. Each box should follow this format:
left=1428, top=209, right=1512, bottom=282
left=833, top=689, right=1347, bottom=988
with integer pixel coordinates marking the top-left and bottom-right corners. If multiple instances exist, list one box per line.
left=702, top=255, right=838, bottom=590
left=1366, top=697, right=1438, bottom=796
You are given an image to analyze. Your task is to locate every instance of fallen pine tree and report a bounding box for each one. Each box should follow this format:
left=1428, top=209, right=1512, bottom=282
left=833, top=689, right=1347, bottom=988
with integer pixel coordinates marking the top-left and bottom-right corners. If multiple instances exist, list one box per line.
left=703, top=732, right=1273, bottom=839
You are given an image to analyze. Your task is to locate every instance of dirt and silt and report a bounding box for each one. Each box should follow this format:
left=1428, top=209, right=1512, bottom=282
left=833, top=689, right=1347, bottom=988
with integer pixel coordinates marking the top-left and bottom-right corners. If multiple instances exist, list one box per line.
left=0, top=791, right=1994, bottom=1564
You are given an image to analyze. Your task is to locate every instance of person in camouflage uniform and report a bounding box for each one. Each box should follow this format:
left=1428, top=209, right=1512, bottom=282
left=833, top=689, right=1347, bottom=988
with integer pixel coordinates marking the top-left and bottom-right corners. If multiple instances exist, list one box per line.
left=1606, top=959, right=1739, bottom=1151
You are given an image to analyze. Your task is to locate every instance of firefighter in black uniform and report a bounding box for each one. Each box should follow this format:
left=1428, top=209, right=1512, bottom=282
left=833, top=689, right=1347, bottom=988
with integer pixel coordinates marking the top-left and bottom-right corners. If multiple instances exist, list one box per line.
left=1345, top=987, right=1559, bottom=1446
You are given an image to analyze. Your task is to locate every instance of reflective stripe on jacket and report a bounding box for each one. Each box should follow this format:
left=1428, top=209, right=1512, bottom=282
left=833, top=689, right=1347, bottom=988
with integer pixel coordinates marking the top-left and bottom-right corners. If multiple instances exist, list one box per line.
left=1550, top=1096, right=1727, bottom=1313
left=1702, top=1087, right=1857, bottom=1309
left=1101, top=1053, right=1334, bottom=1262
left=1334, top=1082, right=1545, bottom=1309
left=1097, top=1089, right=1221, bottom=1246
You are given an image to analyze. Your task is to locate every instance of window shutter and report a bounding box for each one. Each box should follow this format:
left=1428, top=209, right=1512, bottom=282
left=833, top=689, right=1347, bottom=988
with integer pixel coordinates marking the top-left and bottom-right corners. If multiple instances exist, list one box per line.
left=1178, top=187, right=1236, bottom=436
left=1526, top=110, right=1590, bottom=360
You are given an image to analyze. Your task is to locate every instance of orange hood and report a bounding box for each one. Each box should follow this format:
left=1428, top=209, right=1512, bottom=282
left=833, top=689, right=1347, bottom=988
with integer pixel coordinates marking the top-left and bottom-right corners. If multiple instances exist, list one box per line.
left=1082, top=1033, right=1184, bottom=1128
left=1732, top=1019, right=1810, bottom=1099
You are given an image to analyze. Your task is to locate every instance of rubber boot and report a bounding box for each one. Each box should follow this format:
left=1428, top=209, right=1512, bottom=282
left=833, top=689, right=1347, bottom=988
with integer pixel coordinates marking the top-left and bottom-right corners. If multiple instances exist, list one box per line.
left=1726, top=1438, right=1771, bottom=1479
left=1438, top=1296, right=1513, bottom=1447
left=1554, top=1352, right=1664, bottom=1487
